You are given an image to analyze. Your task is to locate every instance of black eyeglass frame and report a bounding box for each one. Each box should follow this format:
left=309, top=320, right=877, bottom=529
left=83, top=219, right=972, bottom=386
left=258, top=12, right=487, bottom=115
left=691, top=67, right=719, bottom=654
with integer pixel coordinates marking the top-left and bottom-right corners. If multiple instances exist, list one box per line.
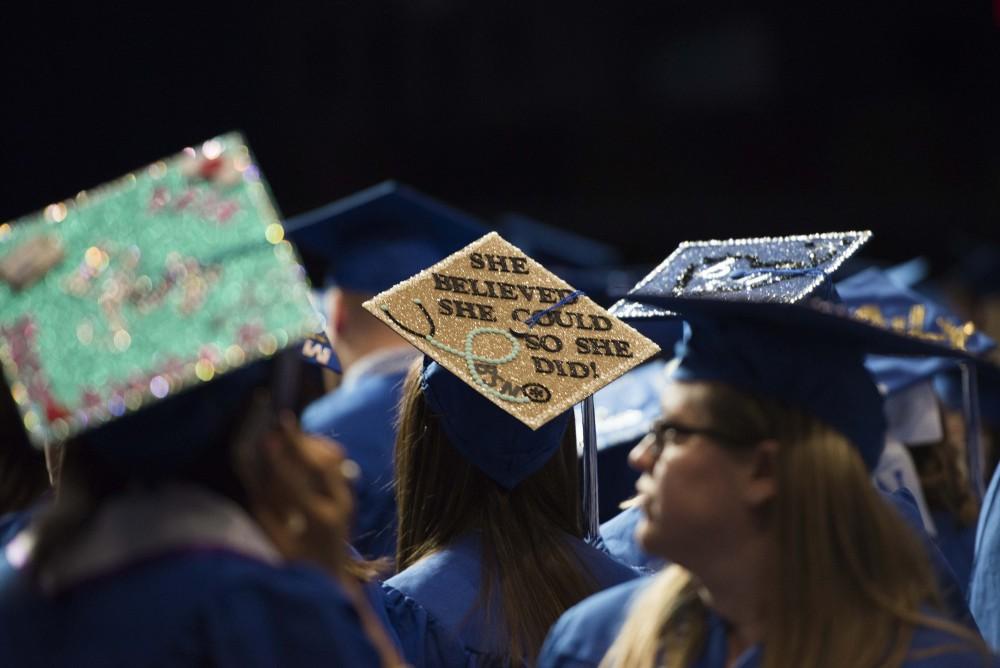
left=640, top=418, right=748, bottom=457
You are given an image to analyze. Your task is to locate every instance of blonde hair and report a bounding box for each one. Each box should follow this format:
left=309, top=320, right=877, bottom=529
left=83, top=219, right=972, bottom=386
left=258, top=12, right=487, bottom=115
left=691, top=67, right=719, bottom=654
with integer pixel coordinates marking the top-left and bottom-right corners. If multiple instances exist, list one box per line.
left=601, top=382, right=990, bottom=668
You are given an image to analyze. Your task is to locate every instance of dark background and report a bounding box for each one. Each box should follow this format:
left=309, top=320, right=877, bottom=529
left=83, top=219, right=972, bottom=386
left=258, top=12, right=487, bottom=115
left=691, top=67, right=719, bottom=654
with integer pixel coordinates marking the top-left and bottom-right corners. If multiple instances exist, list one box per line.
left=3, top=3, right=999, bottom=273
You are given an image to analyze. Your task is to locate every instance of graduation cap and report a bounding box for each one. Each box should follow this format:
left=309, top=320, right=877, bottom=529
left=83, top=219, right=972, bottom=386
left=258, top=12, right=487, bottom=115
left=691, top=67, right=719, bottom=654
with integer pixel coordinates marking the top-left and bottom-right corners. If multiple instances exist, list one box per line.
left=284, top=181, right=488, bottom=295
left=619, top=231, right=993, bottom=471
left=362, top=231, right=660, bottom=490
left=0, top=133, right=322, bottom=466
left=836, top=267, right=997, bottom=493
left=497, top=212, right=646, bottom=308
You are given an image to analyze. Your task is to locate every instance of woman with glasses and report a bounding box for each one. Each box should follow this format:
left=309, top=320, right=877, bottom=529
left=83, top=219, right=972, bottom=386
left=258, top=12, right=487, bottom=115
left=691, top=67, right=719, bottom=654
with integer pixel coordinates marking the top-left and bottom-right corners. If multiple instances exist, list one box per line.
left=539, top=270, right=997, bottom=667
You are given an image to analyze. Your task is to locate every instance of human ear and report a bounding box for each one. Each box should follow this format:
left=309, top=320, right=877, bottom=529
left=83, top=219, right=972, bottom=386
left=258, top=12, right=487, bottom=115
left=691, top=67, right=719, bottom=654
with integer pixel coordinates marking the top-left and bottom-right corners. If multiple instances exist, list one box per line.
left=744, top=439, right=779, bottom=507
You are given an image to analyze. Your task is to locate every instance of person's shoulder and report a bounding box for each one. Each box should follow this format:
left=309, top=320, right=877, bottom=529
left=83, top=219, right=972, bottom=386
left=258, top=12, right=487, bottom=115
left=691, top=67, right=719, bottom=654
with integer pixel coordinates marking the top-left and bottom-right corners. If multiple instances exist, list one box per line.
left=570, top=537, right=643, bottom=586
left=301, top=374, right=405, bottom=434
left=538, top=578, right=651, bottom=668
left=385, top=540, right=481, bottom=600
left=600, top=506, right=665, bottom=573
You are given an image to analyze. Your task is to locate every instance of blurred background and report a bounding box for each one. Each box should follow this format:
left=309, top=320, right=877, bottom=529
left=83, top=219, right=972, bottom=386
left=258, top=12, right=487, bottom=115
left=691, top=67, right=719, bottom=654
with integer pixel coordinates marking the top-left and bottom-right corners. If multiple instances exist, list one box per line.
left=3, top=2, right=999, bottom=274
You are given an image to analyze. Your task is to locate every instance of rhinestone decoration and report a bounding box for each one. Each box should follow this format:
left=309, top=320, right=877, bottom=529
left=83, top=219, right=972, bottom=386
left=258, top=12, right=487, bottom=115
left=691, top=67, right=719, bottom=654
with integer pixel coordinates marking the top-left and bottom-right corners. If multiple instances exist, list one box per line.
left=0, top=132, right=322, bottom=447
left=610, top=231, right=872, bottom=320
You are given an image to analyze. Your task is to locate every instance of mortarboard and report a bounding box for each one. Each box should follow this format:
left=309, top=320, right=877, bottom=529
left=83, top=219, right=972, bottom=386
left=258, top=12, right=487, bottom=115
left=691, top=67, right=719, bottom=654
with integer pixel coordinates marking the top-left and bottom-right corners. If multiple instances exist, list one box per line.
left=0, top=133, right=321, bottom=471
left=619, top=232, right=986, bottom=471
left=361, top=231, right=660, bottom=490
left=836, top=267, right=996, bottom=444
left=284, top=181, right=488, bottom=295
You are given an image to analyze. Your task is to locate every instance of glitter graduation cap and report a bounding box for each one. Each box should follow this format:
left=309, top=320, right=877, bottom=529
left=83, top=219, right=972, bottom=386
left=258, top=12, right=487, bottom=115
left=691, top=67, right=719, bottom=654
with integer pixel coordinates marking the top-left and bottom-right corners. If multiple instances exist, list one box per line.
left=617, top=231, right=992, bottom=471
left=362, top=231, right=660, bottom=488
left=0, top=133, right=322, bottom=449
left=284, top=181, right=488, bottom=295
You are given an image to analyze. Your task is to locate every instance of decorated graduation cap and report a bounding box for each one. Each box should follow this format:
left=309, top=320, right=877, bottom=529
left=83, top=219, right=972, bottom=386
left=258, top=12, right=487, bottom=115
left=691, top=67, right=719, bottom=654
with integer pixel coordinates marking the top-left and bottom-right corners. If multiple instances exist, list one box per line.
left=284, top=181, right=488, bottom=295
left=362, top=231, right=660, bottom=490
left=836, top=267, right=996, bottom=442
left=619, top=231, right=991, bottom=471
left=0, top=133, right=322, bottom=468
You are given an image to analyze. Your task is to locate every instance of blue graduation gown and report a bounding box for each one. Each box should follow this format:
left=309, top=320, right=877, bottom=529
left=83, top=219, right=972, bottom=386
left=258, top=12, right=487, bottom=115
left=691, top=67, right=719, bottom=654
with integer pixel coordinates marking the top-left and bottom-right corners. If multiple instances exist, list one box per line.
left=971, top=465, right=1000, bottom=650
left=301, top=348, right=418, bottom=560
left=599, top=505, right=664, bottom=574
left=931, top=509, right=976, bottom=599
left=381, top=532, right=638, bottom=667
left=0, top=486, right=382, bottom=667
left=538, top=578, right=999, bottom=668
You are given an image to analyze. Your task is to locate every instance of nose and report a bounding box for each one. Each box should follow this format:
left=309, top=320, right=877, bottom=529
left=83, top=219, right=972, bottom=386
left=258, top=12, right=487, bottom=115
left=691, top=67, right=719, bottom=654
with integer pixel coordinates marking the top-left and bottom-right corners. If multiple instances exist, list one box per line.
left=628, top=432, right=658, bottom=473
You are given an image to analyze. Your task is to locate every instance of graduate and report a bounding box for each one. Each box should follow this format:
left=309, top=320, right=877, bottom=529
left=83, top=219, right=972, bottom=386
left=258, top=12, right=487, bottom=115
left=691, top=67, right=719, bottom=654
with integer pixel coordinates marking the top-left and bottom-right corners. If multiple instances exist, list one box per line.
left=539, top=232, right=997, bottom=668
left=0, top=135, right=399, bottom=667
left=361, top=232, right=660, bottom=666
left=837, top=266, right=998, bottom=594
left=286, top=181, right=486, bottom=560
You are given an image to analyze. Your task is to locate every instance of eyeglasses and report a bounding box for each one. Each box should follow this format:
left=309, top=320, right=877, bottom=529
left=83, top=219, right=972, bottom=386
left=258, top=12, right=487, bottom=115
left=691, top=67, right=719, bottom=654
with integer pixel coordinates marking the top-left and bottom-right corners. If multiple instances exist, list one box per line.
left=640, top=418, right=742, bottom=459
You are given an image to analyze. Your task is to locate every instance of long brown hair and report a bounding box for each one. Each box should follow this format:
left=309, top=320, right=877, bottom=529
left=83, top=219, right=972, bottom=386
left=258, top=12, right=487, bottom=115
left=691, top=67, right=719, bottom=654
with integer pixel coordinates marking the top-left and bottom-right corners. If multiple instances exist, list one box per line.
left=602, top=381, right=990, bottom=668
left=394, top=360, right=599, bottom=664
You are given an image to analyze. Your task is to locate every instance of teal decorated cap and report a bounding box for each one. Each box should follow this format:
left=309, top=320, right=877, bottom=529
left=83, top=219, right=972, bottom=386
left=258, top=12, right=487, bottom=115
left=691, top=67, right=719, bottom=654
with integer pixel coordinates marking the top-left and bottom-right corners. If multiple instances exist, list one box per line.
left=0, top=133, right=323, bottom=451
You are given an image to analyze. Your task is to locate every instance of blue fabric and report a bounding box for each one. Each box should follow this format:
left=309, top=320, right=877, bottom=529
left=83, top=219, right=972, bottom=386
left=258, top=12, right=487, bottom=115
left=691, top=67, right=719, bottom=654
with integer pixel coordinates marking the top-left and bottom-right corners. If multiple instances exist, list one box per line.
left=537, top=577, right=648, bottom=668
left=420, top=358, right=572, bottom=490
left=836, top=267, right=996, bottom=396
left=284, top=181, right=486, bottom=294
left=301, top=368, right=408, bottom=560
left=883, top=488, right=979, bottom=632
left=599, top=505, right=664, bottom=574
left=0, top=549, right=380, bottom=667
left=538, top=578, right=997, bottom=668
left=592, top=361, right=666, bottom=520
left=931, top=510, right=976, bottom=599
left=382, top=532, right=638, bottom=667
left=671, top=315, right=887, bottom=471
left=971, top=464, right=1000, bottom=650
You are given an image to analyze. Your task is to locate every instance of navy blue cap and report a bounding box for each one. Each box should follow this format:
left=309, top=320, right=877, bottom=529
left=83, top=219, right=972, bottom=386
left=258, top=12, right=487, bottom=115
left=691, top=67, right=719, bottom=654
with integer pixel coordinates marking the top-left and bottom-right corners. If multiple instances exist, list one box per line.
left=836, top=267, right=996, bottom=397
left=77, top=359, right=272, bottom=478
left=620, top=232, right=988, bottom=471
left=419, top=356, right=572, bottom=490
left=284, top=181, right=488, bottom=294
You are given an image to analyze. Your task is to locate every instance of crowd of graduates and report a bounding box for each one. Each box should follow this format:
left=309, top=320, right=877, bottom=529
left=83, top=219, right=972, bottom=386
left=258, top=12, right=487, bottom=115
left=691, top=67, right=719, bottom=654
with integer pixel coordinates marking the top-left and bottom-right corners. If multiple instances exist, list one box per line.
left=1, top=138, right=1000, bottom=667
